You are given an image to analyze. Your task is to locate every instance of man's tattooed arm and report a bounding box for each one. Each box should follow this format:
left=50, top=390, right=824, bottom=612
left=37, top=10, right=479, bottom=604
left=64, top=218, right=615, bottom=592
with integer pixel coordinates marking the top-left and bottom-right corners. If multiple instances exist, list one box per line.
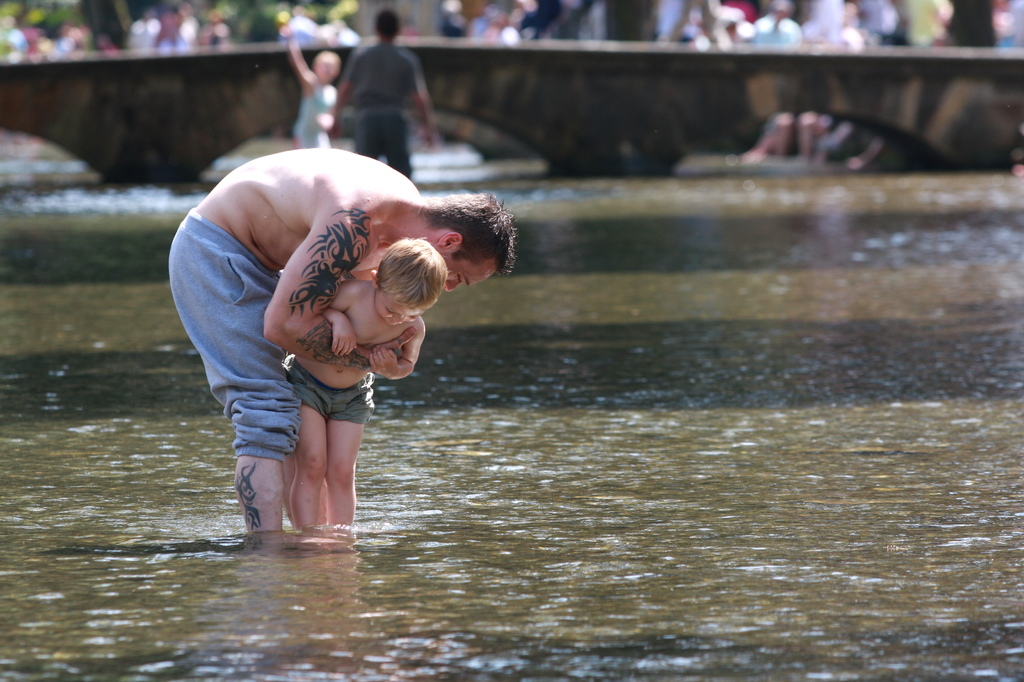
left=297, top=320, right=373, bottom=370
left=284, top=208, right=412, bottom=368
left=284, top=208, right=378, bottom=368
left=296, top=320, right=410, bottom=369
left=288, top=208, right=372, bottom=316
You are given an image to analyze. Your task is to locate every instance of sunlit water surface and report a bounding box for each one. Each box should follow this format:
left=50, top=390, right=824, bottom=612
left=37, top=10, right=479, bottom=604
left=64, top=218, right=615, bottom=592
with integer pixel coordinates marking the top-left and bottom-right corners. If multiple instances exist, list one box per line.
left=5, top=160, right=1024, bottom=680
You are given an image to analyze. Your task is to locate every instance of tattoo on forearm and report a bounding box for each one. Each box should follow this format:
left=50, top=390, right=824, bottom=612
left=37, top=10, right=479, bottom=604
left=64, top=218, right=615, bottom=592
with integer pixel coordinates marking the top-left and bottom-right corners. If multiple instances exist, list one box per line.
left=236, top=462, right=262, bottom=530
left=297, top=320, right=372, bottom=370
left=288, top=209, right=371, bottom=315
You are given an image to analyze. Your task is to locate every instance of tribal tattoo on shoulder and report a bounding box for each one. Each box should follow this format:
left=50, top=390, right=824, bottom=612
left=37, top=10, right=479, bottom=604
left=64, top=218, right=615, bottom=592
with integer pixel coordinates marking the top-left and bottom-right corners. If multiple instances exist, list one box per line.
left=290, top=208, right=375, bottom=368
left=288, top=208, right=372, bottom=316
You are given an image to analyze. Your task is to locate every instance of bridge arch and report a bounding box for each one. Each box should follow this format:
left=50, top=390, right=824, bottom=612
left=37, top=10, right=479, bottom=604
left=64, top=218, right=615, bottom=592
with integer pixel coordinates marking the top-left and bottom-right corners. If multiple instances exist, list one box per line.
left=742, top=108, right=950, bottom=170
left=0, top=46, right=299, bottom=181
left=2, top=41, right=1024, bottom=181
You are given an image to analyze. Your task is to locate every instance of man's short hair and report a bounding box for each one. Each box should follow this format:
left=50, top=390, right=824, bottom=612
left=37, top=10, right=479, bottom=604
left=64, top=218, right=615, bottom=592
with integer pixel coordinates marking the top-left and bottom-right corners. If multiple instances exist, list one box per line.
left=422, top=193, right=518, bottom=275
left=376, top=9, right=400, bottom=38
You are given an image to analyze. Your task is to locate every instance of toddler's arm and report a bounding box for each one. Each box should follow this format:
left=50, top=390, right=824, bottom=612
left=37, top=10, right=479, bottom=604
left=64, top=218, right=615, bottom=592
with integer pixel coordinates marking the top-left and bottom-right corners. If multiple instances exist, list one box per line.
left=323, top=308, right=357, bottom=356
left=286, top=34, right=316, bottom=96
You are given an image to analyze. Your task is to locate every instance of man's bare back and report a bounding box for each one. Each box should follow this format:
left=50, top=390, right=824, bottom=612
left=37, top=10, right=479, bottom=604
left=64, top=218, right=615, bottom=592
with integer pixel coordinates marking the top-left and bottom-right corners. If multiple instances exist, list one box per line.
left=195, top=149, right=425, bottom=273
left=194, top=149, right=447, bottom=374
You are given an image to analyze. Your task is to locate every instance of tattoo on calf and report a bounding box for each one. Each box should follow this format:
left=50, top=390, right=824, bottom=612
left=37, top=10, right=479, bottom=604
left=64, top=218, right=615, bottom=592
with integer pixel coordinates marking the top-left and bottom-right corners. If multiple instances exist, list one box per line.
left=288, top=208, right=371, bottom=316
left=235, top=462, right=262, bottom=530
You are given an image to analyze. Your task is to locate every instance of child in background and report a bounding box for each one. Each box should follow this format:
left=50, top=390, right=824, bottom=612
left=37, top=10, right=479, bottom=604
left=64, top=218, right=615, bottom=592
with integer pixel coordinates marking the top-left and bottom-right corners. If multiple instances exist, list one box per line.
left=286, top=33, right=341, bottom=149
left=285, top=239, right=448, bottom=528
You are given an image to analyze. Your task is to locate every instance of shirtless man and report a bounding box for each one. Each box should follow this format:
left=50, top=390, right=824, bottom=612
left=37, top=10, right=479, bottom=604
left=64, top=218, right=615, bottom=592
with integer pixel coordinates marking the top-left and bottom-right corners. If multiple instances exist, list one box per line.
left=168, top=148, right=517, bottom=532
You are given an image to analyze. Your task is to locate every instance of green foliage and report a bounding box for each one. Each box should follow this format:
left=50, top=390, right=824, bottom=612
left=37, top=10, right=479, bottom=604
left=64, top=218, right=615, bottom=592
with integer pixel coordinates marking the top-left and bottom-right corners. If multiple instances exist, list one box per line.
left=326, top=0, right=358, bottom=22
left=211, top=0, right=282, bottom=43
left=2, top=1, right=83, bottom=34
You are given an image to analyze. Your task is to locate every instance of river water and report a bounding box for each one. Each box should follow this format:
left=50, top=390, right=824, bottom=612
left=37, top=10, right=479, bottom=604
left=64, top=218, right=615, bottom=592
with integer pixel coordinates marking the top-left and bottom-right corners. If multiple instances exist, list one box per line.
left=5, top=144, right=1024, bottom=680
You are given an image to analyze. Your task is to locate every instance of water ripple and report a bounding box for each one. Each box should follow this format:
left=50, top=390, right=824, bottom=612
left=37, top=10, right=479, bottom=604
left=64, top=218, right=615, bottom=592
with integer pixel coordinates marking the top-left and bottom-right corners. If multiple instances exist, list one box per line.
left=0, top=186, right=210, bottom=215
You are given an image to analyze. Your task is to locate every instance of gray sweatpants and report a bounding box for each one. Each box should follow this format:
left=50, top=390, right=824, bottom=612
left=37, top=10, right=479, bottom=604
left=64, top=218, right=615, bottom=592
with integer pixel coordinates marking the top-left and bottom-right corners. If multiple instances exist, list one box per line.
left=168, top=211, right=300, bottom=461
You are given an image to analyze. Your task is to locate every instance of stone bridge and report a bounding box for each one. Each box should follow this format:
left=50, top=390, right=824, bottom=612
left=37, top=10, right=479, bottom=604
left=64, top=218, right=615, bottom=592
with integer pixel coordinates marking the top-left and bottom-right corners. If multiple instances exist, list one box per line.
left=2, top=40, right=1024, bottom=182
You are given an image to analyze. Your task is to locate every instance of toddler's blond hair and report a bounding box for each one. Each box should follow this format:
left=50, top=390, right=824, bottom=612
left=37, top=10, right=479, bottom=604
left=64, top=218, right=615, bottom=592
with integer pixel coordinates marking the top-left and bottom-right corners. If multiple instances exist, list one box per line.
left=376, top=239, right=448, bottom=310
left=313, top=51, right=341, bottom=76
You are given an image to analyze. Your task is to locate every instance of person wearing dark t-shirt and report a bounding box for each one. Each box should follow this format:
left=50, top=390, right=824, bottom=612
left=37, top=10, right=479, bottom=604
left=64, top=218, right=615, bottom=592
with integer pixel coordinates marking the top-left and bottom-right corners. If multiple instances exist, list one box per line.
left=334, top=10, right=439, bottom=178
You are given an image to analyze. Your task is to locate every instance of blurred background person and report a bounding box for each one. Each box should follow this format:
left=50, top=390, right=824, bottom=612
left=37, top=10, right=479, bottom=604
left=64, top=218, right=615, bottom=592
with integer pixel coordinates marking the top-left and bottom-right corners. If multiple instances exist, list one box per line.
left=801, top=0, right=845, bottom=45
left=155, top=4, right=191, bottom=53
left=858, top=0, right=902, bottom=44
left=1, top=15, right=28, bottom=61
left=993, top=0, right=1015, bottom=47
left=751, top=0, right=803, bottom=46
left=839, top=1, right=867, bottom=50
left=657, top=0, right=728, bottom=45
left=283, top=5, right=322, bottom=46
left=440, top=0, right=467, bottom=36
left=323, top=18, right=360, bottom=46
left=198, top=9, right=231, bottom=48
left=285, top=29, right=341, bottom=149
left=481, top=4, right=522, bottom=43
left=1011, top=0, right=1024, bottom=47
left=128, top=8, right=160, bottom=52
left=334, top=9, right=439, bottom=178
left=518, top=0, right=563, bottom=39
left=720, top=5, right=755, bottom=44
left=904, top=0, right=953, bottom=46
left=51, top=21, right=88, bottom=58
left=178, top=3, right=199, bottom=48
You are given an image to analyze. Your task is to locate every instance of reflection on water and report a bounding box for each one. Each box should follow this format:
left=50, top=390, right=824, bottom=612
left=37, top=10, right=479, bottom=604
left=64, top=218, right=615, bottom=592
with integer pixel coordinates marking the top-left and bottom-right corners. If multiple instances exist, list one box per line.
left=5, top=168, right=1024, bottom=679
